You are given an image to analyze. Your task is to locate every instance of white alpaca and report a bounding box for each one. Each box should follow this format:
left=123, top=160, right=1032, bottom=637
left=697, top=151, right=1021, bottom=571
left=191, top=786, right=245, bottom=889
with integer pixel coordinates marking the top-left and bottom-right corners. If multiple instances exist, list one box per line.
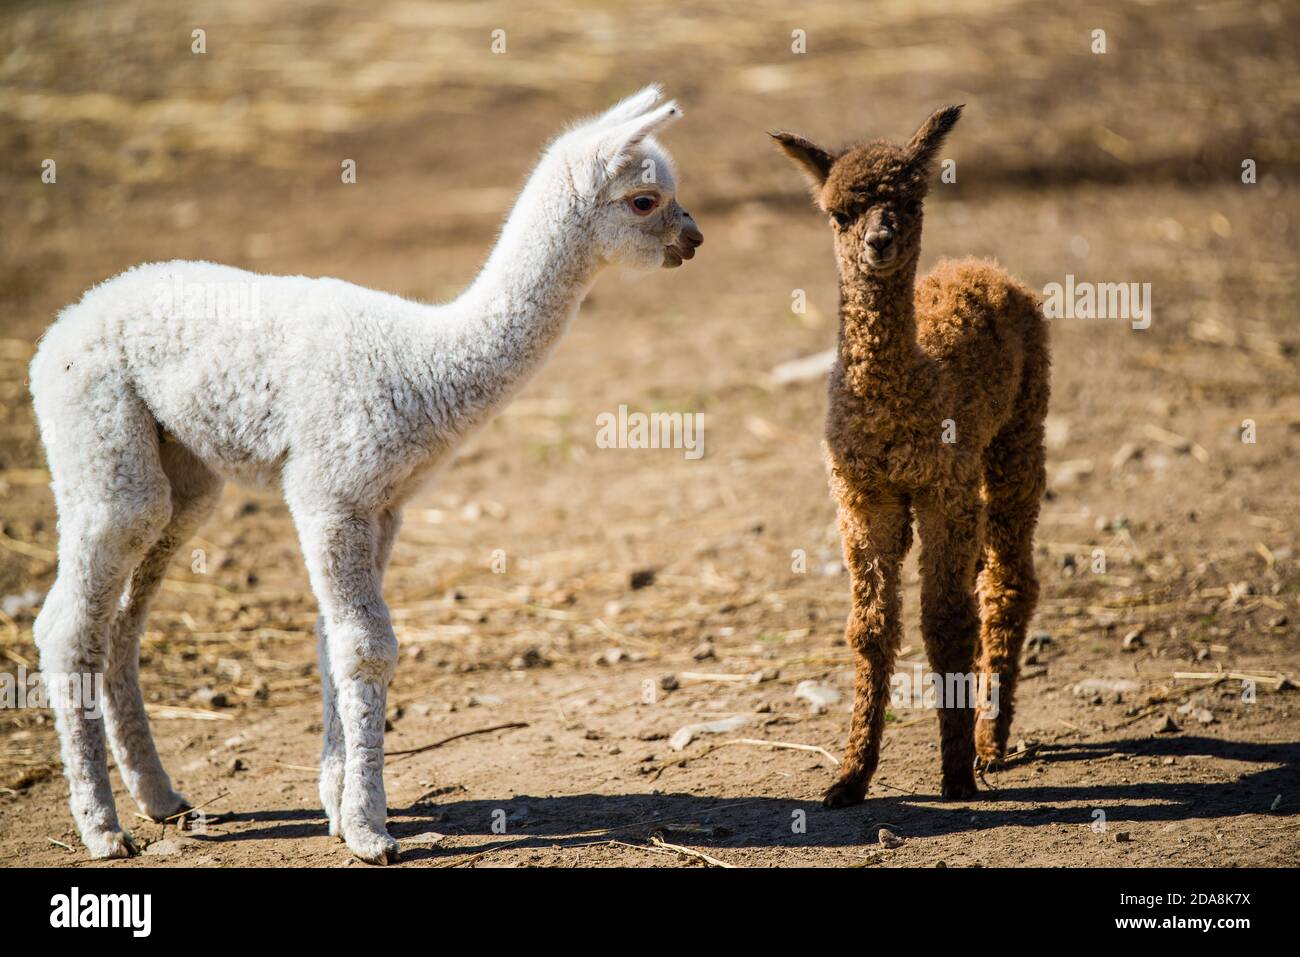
left=29, top=86, right=701, bottom=864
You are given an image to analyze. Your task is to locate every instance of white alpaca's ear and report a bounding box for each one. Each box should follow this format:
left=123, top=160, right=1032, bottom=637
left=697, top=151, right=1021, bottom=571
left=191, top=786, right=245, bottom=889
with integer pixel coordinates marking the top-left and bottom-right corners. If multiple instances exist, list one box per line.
left=590, top=101, right=682, bottom=179
left=590, top=84, right=663, bottom=130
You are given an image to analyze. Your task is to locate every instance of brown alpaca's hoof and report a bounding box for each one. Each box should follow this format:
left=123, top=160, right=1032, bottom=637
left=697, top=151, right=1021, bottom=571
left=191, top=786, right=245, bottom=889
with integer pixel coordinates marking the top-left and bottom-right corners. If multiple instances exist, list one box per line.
left=974, top=751, right=1005, bottom=772
left=975, top=716, right=1009, bottom=764
left=822, top=778, right=868, bottom=808
left=941, top=774, right=979, bottom=800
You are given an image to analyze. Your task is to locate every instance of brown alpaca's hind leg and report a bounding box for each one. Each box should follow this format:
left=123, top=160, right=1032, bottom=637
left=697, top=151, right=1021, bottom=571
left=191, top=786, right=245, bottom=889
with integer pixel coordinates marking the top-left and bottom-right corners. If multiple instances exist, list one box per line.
left=823, top=491, right=911, bottom=809
left=975, top=410, right=1046, bottom=765
left=915, top=493, right=982, bottom=799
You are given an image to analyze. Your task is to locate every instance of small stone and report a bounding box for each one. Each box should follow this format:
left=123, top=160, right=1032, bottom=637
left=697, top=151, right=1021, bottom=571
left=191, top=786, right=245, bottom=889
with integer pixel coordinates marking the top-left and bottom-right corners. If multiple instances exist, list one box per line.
left=509, top=648, right=547, bottom=670
left=1227, top=581, right=1255, bottom=602
left=1153, top=716, right=1180, bottom=734
left=1114, top=831, right=1131, bottom=843
left=606, top=745, right=622, bottom=755
left=878, top=827, right=905, bottom=849
left=1027, top=633, right=1052, bottom=652
left=228, top=757, right=247, bottom=775
left=691, top=640, right=716, bottom=661
left=1196, top=647, right=1211, bottom=662
left=658, top=673, right=679, bottom=692
left=191, top=688, right=230, bottom=709
left=794, top=680, right=841, bottom=714
left=0, top=589, right=42, bottom=618
left=629, top=568, right=657, bottom=590
left=669, top=715, right=748, bottom=751
left=1073, top=678, right=1140, bottom=697
left=1193, top=708, right=1215, bottom=725
left=1162, top=756, right=1175, bottom=765
left=143, top=836, right=199, bottom=857
left=1122, top=629, right=1144, bottom=651
left=596, top=648, right=629, bottom=666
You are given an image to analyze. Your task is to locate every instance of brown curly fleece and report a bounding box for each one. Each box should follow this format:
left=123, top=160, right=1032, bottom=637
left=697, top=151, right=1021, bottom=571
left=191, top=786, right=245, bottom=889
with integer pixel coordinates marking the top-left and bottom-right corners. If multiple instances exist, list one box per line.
left=773, top=106, right=1050, bottom=807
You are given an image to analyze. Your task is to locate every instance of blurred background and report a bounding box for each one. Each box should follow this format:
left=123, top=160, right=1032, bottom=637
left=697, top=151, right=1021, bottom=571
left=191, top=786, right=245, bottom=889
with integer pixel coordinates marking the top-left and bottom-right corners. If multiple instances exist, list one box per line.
left=0, top=0, right=1297, bottom=867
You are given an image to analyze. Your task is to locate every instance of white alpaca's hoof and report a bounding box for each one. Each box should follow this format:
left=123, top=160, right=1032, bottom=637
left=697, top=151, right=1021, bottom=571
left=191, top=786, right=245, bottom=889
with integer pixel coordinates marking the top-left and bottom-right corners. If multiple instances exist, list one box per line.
left=141, top=791, right=192, bottom=824
left=85, top=829, right=140, bottom=860
left=345, top=827, right=400, bottom=865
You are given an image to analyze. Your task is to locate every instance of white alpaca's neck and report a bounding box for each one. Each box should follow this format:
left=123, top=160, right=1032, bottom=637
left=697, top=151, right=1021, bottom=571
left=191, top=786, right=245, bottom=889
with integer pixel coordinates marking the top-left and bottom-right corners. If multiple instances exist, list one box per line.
left=418, top=157, right=601, bottom=426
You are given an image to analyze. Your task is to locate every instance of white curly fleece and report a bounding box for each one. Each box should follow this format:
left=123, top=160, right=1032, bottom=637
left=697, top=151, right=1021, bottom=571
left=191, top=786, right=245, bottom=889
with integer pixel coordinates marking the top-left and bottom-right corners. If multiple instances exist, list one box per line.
left=29, top=85, right=698, bottom=864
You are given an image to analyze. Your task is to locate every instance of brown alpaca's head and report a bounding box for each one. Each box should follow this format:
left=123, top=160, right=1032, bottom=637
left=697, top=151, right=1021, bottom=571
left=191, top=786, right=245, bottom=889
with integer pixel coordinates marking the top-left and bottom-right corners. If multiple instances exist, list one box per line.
left=771, top=105, right=962, bottom=278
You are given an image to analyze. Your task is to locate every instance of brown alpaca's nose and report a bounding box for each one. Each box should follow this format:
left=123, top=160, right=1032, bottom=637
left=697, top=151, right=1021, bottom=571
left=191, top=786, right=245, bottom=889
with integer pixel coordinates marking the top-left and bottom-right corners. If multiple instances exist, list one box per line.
left=866, top=227, right=893, bottom=252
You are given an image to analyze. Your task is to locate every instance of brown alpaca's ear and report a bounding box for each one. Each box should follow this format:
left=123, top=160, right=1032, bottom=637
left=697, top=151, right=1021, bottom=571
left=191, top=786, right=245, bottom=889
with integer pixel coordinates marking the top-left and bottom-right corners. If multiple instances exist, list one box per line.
left=770, top=131, right=836, bottom=200
left=906, top=104, right=963, bottom=175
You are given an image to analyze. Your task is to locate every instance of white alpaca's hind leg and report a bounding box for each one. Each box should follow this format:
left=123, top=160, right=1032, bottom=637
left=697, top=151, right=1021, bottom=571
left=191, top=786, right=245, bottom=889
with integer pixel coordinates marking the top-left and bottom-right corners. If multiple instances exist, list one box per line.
left=32, top=393, right=172, bottom=858
left=103, top=442, right=222, bottom=822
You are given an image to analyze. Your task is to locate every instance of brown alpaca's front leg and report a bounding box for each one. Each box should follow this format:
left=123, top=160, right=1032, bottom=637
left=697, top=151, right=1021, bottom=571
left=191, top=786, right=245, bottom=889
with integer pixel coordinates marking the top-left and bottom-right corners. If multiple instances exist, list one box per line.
left=915, top=495, right=982, bottom=799
left=823, top=494, right=911, bottom=809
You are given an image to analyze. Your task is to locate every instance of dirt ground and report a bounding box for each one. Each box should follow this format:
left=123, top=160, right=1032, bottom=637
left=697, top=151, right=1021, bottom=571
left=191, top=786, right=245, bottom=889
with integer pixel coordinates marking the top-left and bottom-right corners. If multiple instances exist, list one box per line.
left=1, top=0, right=1298, bottom=868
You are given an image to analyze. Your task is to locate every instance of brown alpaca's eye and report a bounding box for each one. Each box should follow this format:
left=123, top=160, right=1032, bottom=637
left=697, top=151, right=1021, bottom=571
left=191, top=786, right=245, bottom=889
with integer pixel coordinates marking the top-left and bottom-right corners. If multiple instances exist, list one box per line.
left=831, top=211, right=850, bottom=229
left=628, top=194, right=659, bottom=215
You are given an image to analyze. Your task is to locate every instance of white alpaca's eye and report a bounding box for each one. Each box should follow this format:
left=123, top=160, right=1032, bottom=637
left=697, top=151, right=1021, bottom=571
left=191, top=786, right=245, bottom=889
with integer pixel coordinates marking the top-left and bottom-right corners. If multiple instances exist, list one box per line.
left=628, top=194, right=659, bottom=215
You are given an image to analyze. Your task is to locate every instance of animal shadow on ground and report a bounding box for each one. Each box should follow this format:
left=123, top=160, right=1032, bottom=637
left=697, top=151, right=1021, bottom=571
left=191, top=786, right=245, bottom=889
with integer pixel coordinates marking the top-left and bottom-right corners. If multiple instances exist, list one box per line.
left=188, top=736, right=1298, bottom=861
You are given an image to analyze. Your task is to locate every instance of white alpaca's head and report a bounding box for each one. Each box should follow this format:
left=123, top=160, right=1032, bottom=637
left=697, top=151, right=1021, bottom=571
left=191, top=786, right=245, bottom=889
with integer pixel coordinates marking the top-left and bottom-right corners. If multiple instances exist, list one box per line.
left=547, top=85, right=703, bottom=271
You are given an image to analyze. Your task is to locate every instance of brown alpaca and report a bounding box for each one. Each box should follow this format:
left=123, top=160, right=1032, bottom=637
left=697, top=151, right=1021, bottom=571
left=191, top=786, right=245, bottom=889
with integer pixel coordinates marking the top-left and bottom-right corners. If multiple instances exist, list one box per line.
left=772, top=106, right=1050, bottom=807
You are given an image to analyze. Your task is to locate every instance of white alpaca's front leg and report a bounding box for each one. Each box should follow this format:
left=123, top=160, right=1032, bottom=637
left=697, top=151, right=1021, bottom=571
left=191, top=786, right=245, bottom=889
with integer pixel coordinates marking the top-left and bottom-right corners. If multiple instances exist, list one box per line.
left=331, top=624, right=398, bottom=864
left=294, top=506, right=400, bottom=865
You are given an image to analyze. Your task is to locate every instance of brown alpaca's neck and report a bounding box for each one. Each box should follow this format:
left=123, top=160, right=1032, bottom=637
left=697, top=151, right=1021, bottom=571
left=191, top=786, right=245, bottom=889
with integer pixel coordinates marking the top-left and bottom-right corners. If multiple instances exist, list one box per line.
left=836, top=261, right=921, bottom=401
